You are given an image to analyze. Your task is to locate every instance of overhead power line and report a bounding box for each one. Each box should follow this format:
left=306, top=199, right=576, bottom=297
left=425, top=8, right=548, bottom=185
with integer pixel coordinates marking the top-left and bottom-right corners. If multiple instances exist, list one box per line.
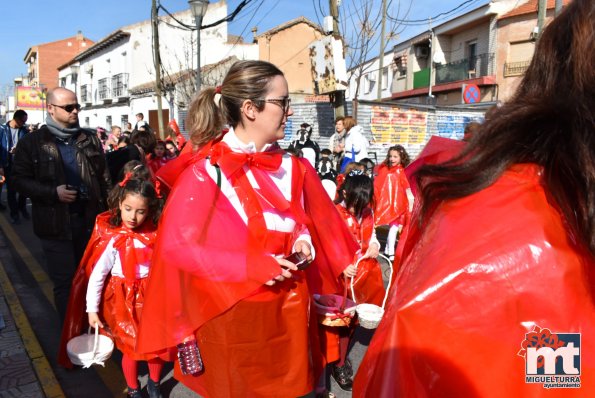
left=158, top=0, right=257, bottom=30
left=387, top=0, right=482, bottom=25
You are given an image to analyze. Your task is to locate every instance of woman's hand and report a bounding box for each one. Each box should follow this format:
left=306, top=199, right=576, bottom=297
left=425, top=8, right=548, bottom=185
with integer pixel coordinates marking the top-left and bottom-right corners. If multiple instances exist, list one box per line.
left=363, top=242, right=380, bottom=259
left=88, top=312, right=103, bottom=329
left=293, top=240, right=313, bottom=262
left=265, top=257, right=297, bottom=286
left=343, top=264, right=357, bottom=278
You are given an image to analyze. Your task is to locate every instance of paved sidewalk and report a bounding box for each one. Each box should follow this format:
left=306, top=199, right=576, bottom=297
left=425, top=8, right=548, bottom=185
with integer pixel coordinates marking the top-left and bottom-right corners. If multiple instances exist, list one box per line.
left=0, top=259, right=63, bottom=398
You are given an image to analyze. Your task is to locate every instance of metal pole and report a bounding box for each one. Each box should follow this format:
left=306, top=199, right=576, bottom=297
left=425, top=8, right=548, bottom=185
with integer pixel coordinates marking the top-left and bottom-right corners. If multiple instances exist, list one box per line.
left=555, top=0, right=563, bottom=16
left=537, top=0, right=547, bottom=39
left=376, top=0, right=387, bottom=100
left=152, top=0, right=165, bottom=138
left=195, top=15, right=203, bottom=92
left=329, top=0, right=345, bottom=117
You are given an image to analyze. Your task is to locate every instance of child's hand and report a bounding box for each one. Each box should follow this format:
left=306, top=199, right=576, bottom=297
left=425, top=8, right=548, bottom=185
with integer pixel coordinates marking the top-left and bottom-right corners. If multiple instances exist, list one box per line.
left=364, top=242, right=380, bottom=259
left=293, top=240, right=313, bottom=262
left=343, top=264, right=357, bottom=278
left=88, top=312, right=103, bottom=329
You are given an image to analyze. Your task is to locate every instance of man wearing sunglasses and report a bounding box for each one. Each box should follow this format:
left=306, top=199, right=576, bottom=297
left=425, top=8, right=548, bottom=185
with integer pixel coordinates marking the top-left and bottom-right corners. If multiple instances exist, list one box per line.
left=12, top=87, right=111, bottom=323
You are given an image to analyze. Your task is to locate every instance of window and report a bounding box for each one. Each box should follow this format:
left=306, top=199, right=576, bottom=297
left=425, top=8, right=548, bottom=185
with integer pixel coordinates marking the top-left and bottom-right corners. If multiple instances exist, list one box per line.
left=106, top=116, right=112, bottom=130
left=467, top=40, right=478, bottom=73
left=84, top=117, right=90, bottom=127
left=381, top=67, right=389, bottom=90
left=121, top=115, right=128, bottom=128
left=504, top=40, right=535, bottom=77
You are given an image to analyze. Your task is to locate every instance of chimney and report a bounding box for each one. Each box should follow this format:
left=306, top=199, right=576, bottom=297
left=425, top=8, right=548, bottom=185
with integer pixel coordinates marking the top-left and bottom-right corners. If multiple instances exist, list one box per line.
left=251, top=27, right=258, bottom=43
left=76, top=30, right=83, bottom=41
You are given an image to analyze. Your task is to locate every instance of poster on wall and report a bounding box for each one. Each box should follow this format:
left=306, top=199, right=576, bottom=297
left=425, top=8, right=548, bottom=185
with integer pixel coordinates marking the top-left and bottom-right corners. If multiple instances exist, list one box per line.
left=369, top=106, right=428, bottom=152
left=16, top=86, right=46, bottom=110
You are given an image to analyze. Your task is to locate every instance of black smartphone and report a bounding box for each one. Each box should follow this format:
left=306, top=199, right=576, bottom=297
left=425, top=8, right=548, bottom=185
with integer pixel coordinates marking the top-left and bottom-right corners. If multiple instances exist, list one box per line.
left=284, top=252, right=309, bottom=270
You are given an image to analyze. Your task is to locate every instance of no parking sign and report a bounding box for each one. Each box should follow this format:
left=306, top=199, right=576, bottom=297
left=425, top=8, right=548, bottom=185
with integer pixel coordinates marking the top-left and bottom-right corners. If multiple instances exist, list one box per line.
left=462, top=84, right=480, bottom=104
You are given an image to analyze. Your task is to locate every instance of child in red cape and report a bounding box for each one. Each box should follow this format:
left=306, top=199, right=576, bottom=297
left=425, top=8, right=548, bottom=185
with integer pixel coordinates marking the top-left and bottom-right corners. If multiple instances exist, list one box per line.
left=146, top=140, right=169, bottom=176
left=320, top=171, right=385, bottom=393
left=373, top=145, right=412, bottom=258
left=58, top=171, right=171, bottom=398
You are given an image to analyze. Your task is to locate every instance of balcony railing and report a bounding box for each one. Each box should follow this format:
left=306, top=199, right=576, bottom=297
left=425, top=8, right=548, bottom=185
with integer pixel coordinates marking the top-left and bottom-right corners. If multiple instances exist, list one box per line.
left=111, top=73, right=129, bottom=98
left=504, top=60, right=531, bottom=77
left=81, top=84, right=92, bottom=104
left=98, top=78, right=110, bottom=100
left=435, top=53, right=495, bottom=85
left=413, top=68, right=430, bottom=89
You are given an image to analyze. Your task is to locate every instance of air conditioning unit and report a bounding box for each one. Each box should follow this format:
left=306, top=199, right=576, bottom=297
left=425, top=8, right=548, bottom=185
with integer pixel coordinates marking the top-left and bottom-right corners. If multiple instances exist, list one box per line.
left=415, top=47, right=430, bottom=58
left=323, top=16, right=334, bottom=33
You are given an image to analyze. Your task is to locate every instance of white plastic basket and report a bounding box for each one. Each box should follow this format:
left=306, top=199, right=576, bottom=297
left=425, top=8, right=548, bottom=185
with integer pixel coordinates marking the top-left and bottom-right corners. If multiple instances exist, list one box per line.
left=67, top=326, right=114, bottom=368
left=350, top=254, right=393, bottom=329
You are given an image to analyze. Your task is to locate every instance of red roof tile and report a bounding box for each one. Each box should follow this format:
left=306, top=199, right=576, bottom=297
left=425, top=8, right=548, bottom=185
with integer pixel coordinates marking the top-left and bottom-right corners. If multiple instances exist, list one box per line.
left=499, top=0, right=571, bottom=20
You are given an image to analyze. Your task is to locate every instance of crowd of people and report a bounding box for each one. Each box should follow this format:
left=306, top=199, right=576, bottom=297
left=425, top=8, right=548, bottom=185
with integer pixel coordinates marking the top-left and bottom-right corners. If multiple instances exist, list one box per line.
left=2, top=1, right=593, bottom=396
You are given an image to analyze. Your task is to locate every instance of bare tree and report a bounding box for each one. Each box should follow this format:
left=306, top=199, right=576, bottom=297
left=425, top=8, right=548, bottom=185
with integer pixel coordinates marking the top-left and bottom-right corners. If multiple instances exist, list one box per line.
left=338, top=0, right=412, bottom=100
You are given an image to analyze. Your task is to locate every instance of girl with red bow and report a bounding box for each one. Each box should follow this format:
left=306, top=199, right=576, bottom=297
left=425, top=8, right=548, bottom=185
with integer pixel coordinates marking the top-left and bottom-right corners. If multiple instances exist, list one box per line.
left=58, top=174, right=168, bottom=398
left=136, top=61, right=359, bottom=397
left=319, top=171, right=385, bottom=393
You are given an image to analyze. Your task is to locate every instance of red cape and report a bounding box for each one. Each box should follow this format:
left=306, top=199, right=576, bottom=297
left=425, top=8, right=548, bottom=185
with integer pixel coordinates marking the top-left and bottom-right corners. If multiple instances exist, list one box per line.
left=354, top=164, right=595, bottom=397
left=57, top=213, right=167, bottom=367
left=374, top=164, right=410, bottom=226
left=137, top=155, right=358, bottom=353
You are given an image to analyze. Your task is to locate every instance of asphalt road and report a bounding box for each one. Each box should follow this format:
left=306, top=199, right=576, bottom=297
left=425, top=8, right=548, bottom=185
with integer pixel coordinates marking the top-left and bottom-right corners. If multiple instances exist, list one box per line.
left=1, top=198, right=391, bottom=397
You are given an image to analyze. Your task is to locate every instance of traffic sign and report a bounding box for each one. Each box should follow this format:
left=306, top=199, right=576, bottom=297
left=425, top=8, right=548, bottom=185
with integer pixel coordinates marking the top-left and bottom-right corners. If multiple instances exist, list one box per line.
left=463, top=84, right=480, bottom=104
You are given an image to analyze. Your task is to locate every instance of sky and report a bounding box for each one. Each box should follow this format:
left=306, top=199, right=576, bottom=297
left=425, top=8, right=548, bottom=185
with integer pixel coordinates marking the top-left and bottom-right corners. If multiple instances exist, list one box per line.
left=0, top=0, right=487, bottom=99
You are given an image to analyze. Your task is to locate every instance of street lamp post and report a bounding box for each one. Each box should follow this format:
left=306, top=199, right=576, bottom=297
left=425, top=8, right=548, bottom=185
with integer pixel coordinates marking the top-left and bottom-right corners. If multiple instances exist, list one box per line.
left=188, top=0, right=209, bottom=92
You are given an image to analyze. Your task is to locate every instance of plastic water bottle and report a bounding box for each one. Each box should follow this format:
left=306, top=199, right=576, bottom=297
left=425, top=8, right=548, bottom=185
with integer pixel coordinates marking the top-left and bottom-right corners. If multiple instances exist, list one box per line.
left=177, top=340, right=203, bottom=375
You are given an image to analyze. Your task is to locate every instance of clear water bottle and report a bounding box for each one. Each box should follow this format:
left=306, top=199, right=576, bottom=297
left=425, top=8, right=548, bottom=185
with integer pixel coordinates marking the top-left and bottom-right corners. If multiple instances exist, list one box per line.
left=177, top=340, right=204, bottom=375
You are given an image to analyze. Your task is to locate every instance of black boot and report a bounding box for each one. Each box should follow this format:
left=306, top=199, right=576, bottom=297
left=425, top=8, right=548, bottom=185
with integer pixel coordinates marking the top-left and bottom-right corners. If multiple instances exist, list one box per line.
left=147, top=378, right=163, bottom=398
left=331, top=358, right=353, bottom=391
left=127, top=386, right=142, bottom=398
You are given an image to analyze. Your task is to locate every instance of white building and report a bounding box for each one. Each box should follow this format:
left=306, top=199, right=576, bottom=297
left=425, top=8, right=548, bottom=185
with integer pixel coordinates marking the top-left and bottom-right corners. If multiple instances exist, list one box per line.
left=58, top=1, right=257, bottom=133
left=345, top=51, right=394, bottom=102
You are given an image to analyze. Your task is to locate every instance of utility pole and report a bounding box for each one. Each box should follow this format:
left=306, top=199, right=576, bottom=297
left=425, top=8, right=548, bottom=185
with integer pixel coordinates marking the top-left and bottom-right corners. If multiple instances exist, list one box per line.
left=376, top=0, right=387, bottom=100
left=151, top=0, right=165, bottom=138
left=329, top=0, right=345, bottom=117
left=537, top=0, right=547, bottom=40
left=555, top=0, right=563, bottom=16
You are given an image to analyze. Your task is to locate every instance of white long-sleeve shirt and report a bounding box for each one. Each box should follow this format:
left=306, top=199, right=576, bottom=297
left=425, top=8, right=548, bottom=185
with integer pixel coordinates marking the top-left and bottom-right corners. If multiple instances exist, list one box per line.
left=86, top=237, right=151, bottom=313
left=204, top=129, right=314, bottom=256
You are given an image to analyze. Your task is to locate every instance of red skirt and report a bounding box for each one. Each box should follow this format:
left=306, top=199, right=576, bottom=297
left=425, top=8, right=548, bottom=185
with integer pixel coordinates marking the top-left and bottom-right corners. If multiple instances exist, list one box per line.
left=102, top=276, right=160, bottom=361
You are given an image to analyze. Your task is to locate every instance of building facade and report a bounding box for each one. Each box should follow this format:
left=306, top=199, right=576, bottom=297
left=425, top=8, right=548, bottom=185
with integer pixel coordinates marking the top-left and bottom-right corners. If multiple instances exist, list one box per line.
left=58, top=1, right=257, bottom=134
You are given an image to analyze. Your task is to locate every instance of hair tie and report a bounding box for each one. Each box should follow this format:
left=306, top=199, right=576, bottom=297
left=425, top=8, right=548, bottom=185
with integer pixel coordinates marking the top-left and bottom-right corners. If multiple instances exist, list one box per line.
left=154, top=179, right=163, bottom=199
left=119, top=172, right=133, bottom=187
left=213, top=93, right=222, bottom=108
left=214, top=86, right=222, bottom=94
left=348, top=169, right=364, bottom=177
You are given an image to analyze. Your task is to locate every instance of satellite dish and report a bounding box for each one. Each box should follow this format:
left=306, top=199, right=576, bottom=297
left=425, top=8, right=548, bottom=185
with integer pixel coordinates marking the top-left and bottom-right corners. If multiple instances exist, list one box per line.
left=433, top=51, right=446, bottom=64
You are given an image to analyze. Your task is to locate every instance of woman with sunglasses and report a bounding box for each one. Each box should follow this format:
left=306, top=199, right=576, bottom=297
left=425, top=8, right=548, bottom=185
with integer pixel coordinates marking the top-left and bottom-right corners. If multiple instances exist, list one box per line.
left=137, top=60, right=358, bottom=397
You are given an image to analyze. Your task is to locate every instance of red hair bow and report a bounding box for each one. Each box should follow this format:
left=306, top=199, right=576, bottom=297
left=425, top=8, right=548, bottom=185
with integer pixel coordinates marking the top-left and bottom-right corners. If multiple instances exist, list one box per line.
left=119, top=172, right=133, bottom=187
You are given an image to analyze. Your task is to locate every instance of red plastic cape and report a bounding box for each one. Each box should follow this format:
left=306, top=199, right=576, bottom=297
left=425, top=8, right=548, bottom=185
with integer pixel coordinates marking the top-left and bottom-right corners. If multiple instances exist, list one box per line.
left=335, top=204, right=385, bottom=306
left=374, top=163, right=411, bottom=226
left=405, top=135, right=465, bottom=196
left=167, top=119, right=186, bottom=150
left=136, top=153, right=358, bottom=352
left=57, top=213, right=169, bottom=368
left=354, top=164, right=595, bottom=397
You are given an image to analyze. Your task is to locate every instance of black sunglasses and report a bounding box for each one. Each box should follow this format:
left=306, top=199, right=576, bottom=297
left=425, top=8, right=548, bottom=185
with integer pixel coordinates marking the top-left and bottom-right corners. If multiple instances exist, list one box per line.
left=51, top=103, right=81, bottom=113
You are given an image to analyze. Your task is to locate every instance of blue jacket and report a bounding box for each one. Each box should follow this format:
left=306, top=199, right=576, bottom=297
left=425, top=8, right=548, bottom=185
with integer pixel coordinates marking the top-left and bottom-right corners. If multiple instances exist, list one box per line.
left=0, top=122, right=27, bottom=167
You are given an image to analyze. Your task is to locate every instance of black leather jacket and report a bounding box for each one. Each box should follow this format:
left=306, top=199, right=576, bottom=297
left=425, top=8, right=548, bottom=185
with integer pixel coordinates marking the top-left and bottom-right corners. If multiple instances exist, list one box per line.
left=12, top=125, right=111, bottom=239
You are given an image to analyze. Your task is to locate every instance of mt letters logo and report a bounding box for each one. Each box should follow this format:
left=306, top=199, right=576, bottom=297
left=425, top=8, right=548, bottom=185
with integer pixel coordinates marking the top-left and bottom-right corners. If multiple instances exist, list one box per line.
left=518, top=325, right=581, bottom=389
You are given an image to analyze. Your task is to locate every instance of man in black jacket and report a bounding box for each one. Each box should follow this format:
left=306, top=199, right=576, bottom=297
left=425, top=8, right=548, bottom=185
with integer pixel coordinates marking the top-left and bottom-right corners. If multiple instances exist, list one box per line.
left=12, top=87, right=111, bottom=322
